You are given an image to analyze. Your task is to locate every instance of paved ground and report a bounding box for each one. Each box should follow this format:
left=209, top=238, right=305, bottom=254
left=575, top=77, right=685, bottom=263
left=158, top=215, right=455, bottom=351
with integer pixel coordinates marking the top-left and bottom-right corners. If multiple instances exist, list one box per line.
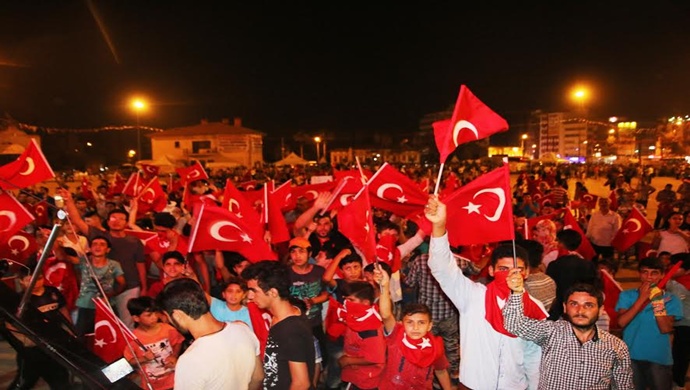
left=1, top=174, right=685, bottom=388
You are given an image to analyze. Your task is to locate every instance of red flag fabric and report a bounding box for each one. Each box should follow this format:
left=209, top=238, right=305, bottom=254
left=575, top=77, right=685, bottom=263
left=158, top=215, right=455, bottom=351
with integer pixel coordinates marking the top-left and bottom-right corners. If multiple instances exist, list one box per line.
left=124, top=229, right=159, bottom=246
left=637, top=240, right=657, bottom=261
left=0, top=230, right=38, bottom=262
left=247, top=301, right=272, bottom=357
left=238, top=180, right=258, bottom=191
left=366, top=163, right=429, bottom=218
left=537, top=193, right=556, bottom=208
left=525, top=209, right=565, bottom=240
left=562, top=208, right=597, bottom=261
left=31, top=200, right=50, bottom=226
left=291, top=181, right=337, bottom=204
left=432, top=85, right=509, bottom=163
left=109, top=173, right=126, bottom=196
left=600, top=269, right=622, bottom=330
left=188, top=204, right=276, bottom=262
left=342, top=300, right=382, bottom=332
left=136, top=179, right=168, bottom=216
left=337, top=187, right=377, bottom=262
left=92, top=297, right=138, bottom=363
left=0, top=139, right=55, bottom=190
left=485, top=271, right=548, bottom=337
left=608, top=190, right=618, bottom=212
left=325, top=297, right=348, bottom=340
left=326, top=177, right=363, bottom=213
left=442, top=165, right=514, bottom=247
left=175, top=162, right=208, bottom=185
left=0, top=191, right=35, bottom=242
left=333, top=169, right=372, bottom=184
left=271, top=180, right=294, bottom=212
left=265, top=186, right=291, bottom=244
left=581, top=193, right=599, bottom=209
left=81, top=177, right=94, bottom=200
left=140, top=164, right=160, bottom=177
left=221, top=179, right=261, bottom=225
left=122, top=172, right=144, bottom=197
left=375, top=234, right=402, bottom=273
left=438, top=173, right=460, bottom=200
left=611, top=207, right=653, bottom=252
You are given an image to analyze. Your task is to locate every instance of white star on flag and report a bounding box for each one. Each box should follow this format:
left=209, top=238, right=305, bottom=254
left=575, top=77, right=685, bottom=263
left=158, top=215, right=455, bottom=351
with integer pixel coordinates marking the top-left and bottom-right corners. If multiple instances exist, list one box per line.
left=463, top=201, right=481, bottom=214
left=94, top=338, right=107, bottom=348
left=240, top=233, right=253, bottom=243
left=11, top=249, right=19, bottom=256
left=396, top=195, right=408, bottom=203
left=419, top=337, right=432, bottom=349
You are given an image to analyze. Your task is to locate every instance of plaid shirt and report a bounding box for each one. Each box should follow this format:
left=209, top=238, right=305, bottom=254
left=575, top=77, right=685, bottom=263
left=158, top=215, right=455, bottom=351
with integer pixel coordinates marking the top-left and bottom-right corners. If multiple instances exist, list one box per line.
left=405, top=253, right=458, bottom=322
left=503, top=294, right=633, bottom=390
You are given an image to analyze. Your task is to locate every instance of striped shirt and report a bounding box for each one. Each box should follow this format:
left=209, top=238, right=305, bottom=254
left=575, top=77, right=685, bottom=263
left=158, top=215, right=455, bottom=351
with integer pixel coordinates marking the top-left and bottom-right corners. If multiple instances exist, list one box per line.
left=406, top=253, right=457, bottom=322
left=503, top=294, right=633, bottom=390
left=524, top=273, right=557, bottom=311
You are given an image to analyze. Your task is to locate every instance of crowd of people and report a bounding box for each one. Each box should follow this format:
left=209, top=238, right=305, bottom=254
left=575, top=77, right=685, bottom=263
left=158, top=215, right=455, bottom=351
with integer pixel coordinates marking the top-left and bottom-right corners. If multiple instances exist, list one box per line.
left=2, top=159, right=690, bottom=390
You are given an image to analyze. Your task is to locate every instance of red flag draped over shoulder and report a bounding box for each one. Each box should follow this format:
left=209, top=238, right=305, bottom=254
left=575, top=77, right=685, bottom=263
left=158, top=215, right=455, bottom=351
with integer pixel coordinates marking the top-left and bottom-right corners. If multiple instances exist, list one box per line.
left=611, top=207, right=653, bottom=252
left=433, top=85, right=509, bottom=163
left=366, top=162, right=429, bottom=218
left=188, top=203, right=276, bottom=262
left=0, top=139, right=55, bottom=190
left=442, top=164, right=514, bottom=247
left=337, top=186, right=377, bottom=263
left=0, top=190, right=35, bottom=242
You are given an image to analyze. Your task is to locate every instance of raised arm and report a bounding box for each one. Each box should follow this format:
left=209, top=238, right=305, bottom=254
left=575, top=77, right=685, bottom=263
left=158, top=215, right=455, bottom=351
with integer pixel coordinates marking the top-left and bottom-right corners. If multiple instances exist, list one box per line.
left=503, top=268, right=552, bottom=345
left=373, top=263, right=396, bottom=334
left=322, top=248, right=351, bottom=288
left=293, top=192, right=331, bottom=232
left=57, top=188, right=89, bottom=235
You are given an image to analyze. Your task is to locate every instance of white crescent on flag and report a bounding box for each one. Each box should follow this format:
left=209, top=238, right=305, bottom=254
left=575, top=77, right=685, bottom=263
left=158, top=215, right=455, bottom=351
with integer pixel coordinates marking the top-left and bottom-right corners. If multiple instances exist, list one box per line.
left=339, top=194, right=353, bottom=206
left=624, top=218, right=642, bottom=233
left=94, top=320, right=118, bottom=347
left=19, top=157, right=35, bottom=176
left=473, top=188, right=506, bottom=222
left=0, top=211, right=17, bottom=232
left=452, top=120, right=479, bottom=146
left=8, top=235, right=29, bottom=251
left=305, top=190, right=319, bottom=200
left=227, top=198, right=241, bottom=213
left=375, top=183, right=403, bottom=199
left=209, top=221, right=244, bottom=242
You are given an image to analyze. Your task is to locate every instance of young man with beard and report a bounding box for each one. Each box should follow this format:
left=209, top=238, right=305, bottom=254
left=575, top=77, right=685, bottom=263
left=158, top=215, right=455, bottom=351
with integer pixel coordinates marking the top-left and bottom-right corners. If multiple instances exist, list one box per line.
left=504, top=279, right=633, bottom=389
left=156, top=278, right=263, bottom=390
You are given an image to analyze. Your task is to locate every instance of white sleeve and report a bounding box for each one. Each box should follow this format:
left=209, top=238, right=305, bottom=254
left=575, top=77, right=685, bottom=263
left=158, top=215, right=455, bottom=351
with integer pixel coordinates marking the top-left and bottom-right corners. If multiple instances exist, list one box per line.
left=428, top=233, right=483, bottom=312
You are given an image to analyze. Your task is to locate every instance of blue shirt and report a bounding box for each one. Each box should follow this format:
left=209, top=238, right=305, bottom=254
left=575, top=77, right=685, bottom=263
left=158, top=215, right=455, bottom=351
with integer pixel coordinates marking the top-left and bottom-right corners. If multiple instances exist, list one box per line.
left=210, top=297, right=253, bottom=330
left=615, top=289, right=683, bottom=365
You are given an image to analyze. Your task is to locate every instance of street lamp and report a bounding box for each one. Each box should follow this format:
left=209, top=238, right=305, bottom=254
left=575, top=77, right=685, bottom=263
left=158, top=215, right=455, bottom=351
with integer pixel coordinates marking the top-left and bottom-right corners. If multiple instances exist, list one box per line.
left=570, top=86, right=590, bottom=113
left=521, top=134, right=528, bottom=157
left=314, top=136, right=322, bottom=162
left=130, top=97, right=148, bottom=160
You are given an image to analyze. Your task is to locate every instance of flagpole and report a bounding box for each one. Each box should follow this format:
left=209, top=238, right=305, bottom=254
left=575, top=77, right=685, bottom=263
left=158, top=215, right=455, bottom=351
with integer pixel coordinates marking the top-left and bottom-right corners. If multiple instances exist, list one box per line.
left=320, top=177, right=350, bottom=216
left=354, top=156, right=368, bottom=185
left=433, top=163, right=445, bottom=195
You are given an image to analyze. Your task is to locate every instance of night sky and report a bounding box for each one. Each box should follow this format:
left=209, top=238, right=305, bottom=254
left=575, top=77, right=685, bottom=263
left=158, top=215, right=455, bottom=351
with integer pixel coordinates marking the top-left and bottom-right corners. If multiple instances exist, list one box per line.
left=1, top=2, right=689, bottom=146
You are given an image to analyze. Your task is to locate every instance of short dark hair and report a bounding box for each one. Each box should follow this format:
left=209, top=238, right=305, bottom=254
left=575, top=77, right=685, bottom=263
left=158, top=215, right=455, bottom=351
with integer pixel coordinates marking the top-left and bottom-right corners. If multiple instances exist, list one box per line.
left=557, top=229, right=582, bottom=251
left=639, top=257, right=664, bottom=271
left=162, top=251, right=186, bottom=264
left=343, top=281, right=375, bottom=303
left=222, top=277, right=247, bottom=292
left=241, top=260, right=291, bottom=299
left=107, top=208, right=129, bottom=221
left=363, top=261, right=391, bottom=277
left=376, top=221, right=400, bottom=235
left=83, top=210, right=101, bottom=219
left=339, top=253, right=363, bottom=269
left=518, top=240, right=544, bottom=269
left=156, top=278, right=209, bottom=320
left=564, top=283, right=604, bottom=307
left=127, top=296, right=158, bottom=317
left=490, top=243, right=528, bottom=267
left=154, top=212, right=177, bottom=229
left=89, top=235, right=111, bottom=248
left=401, top=303, right=432, bottom=321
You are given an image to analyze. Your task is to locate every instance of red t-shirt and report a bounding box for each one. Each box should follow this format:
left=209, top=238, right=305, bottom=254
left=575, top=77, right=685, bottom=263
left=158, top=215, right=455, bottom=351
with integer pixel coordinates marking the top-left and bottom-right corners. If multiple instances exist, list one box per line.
left=342, top=325, right=386, bottom=389
left=379, top=323, right=448, bottom=390
left=123, top=323, right=184, bottom=390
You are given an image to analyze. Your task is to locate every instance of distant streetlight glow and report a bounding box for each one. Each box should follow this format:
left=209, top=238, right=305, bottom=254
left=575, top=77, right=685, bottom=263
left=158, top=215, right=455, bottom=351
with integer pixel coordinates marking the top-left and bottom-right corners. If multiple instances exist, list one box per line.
left=128, top=149, right=137, bottom=158
left=86, top=142, right=93, bottom=147
left=314, top=136, right=322, bottom=161
left=129, top=96, right=148, bottom=161
left=569, top=85, right=591, bottom=112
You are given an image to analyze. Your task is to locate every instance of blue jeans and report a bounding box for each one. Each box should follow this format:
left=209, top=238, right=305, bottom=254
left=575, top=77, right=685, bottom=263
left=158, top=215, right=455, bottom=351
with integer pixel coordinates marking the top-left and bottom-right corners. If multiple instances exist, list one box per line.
left=632, top=359, right=672, bottom=390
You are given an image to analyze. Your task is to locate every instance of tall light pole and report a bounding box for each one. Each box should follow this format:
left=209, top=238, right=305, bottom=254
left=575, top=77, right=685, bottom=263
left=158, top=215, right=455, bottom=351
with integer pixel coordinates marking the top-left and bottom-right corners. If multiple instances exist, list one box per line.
left=130, top=97, right=147, bottom=160
left=314, top=136, right=322, bottom=162
left=521, top=134, right=528, bottom=157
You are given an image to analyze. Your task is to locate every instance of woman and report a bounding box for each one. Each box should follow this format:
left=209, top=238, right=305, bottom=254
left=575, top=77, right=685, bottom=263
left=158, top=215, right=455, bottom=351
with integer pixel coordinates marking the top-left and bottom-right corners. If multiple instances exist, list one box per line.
left=651, top=212, right=690, bottom=255
left=533, top=219, right=559, bottom=268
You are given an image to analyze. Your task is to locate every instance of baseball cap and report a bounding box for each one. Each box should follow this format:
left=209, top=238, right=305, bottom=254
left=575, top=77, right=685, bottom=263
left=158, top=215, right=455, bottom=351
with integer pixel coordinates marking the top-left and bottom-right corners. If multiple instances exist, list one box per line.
left=289, top=237, right=311, bottom=250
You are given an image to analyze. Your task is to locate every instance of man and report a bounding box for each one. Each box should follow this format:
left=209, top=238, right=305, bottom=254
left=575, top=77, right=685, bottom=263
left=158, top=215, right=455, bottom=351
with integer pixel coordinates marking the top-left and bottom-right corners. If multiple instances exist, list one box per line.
left=616, top=257, right=683, bottom=390
left=242, top=261, right=315, bottom=390
left=586, top=198, right=621, bottom=260
left=157, top=278, right=263, bottom=390
left=503, top=279, right=633, bottom=389
left=294, top=192, right=352, bottom=263
left=654, top=183, right=677, bottom=229
left=546, top=229, right=599, bottom=321
left=58, top=188, right=146, bottom=329
left=424, top=196, right=547, bottom=389
left=667, top=253, right=690, bottom=389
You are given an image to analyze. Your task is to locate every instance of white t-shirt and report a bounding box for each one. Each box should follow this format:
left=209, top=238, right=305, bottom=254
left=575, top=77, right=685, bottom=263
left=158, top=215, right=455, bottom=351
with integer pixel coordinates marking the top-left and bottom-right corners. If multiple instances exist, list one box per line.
left=175, top=321, right=260, bottom=390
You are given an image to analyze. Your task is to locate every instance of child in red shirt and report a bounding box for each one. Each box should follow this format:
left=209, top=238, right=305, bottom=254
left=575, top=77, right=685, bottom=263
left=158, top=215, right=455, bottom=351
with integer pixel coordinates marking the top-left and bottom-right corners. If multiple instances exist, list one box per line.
left=124, top=297, right=184, bottom=390
left=375, top=264, right=452, bottom=390
left=339, top=281, right=386, bottom=390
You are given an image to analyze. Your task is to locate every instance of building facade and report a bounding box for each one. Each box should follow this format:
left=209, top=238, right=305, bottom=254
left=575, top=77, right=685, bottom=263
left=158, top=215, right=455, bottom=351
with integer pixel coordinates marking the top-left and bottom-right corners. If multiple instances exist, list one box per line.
left=330, top=147, right=421, bottom=165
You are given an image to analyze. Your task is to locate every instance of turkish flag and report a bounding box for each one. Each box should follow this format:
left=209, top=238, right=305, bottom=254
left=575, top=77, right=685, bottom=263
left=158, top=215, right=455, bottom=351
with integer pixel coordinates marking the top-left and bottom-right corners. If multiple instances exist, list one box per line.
left=581, top=193, right=599, bottom=209
left=600, top=269, right=622, bottom=330
left=611, top=207, right=653, bottom=252
left=81, top=177, right=94, bottom=200
left=366, top=163, right=429, bottom=218
left=333, top=169, right=372, bottom=184
left=637, top=240, right=657, bottom=260
left=291, top=181, right=337, bottom=205
left=0, top=139, right=55, bottom=190
left=537, top=193, right=556, bottom=208
left=92, top=297, right=138, bottom=364
left=124, top=229, right=159, bottom=246
left=375, top=234, right=402, bottom=273
left=608, top=190, right=618, bottom=212
left=31, top=200, right=50, bottom=226
left=525, top=209, right=565, bottom=239
left=326, top=176, right=364, bottom=213
left=264, top=186, right=291, bottom=244
left=433, top=85, right=509, bottom=163
left=343, top=300, right=382, bottom=332
left=443, top=164, right=514, bottom=247
left=271, top=180, right=294, bottom=212
left=136, top=178, right=168, bottom=217
left=325, top=297, right=348, bottom=340
left=108, top=173, right=126, bottom=196
left=176, top=162, right=208, bottom=185
left=417, top=178, right=430, bottom=194
left=337, top=187, right=377, bottom=262
left=238, top=180, right=258, bottom=191
left=188, top=204, right=276, bottom=262
left=0, top=230, right=38, bottom=263
left=220, top=179, right=262, bottom=233
left=122, top=172, right=144, bottom=197
left=0, top=191, right=35, bottom=242
left=438, top=172, right=461, bottom=200
left=140, top=164, right=160, bottom=177
left=562, top=208, right=597, bottom=261
left=247, top=301, right=272, bottom=357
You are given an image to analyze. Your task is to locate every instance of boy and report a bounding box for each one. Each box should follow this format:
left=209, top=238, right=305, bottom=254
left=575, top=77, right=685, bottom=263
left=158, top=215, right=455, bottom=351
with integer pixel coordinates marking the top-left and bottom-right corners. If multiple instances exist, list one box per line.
left=616, top=257, right=683, bottom=389
left=124, top=297, right=184, bottom=390
left=339, top=281, right=386, bottom=390
left=375, top=264, right=452, bottom=390
left=209, top=278, right=253, bottom=329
